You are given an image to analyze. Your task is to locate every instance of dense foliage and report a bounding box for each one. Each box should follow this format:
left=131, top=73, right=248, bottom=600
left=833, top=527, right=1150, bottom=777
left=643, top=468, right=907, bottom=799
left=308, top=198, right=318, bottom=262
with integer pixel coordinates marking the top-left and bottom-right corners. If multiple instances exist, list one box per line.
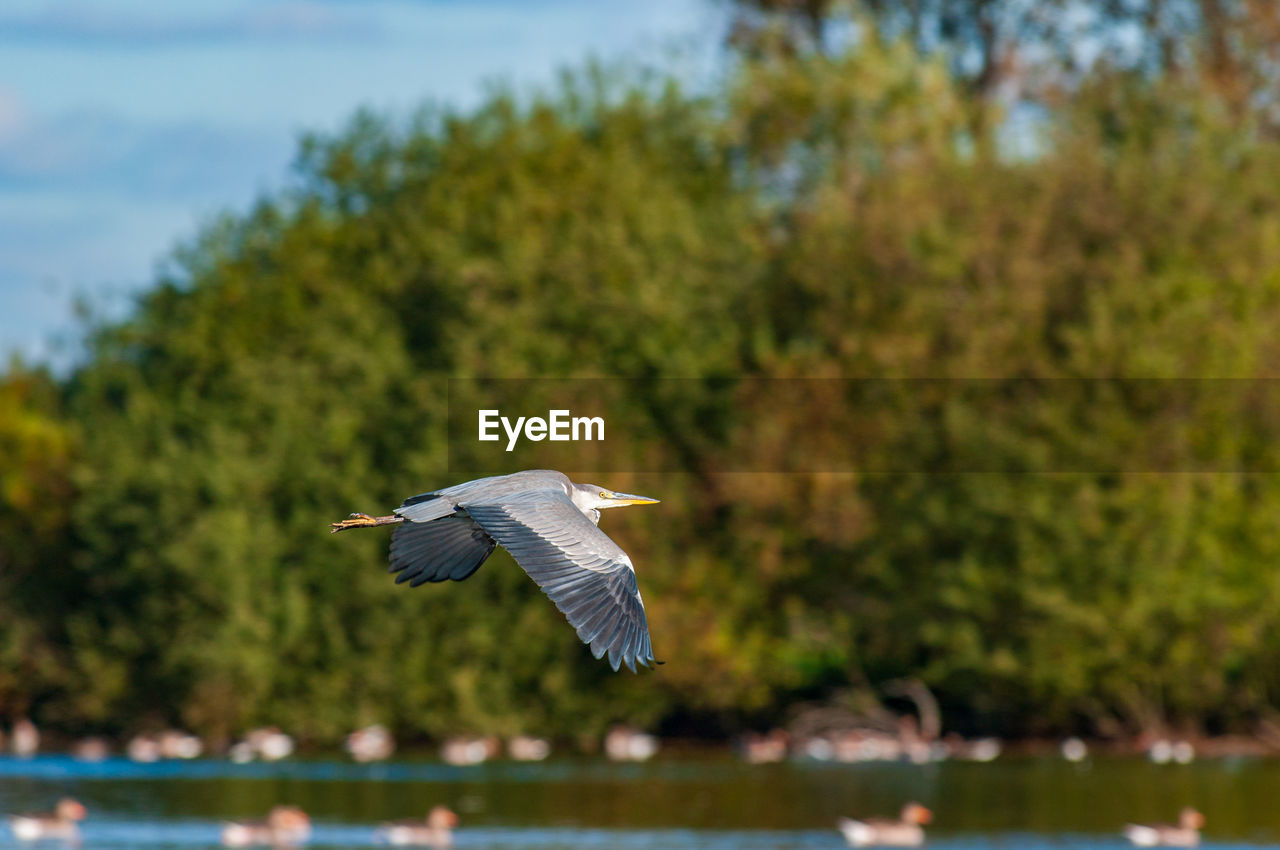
left=5, top=12, right=1280, bottom=744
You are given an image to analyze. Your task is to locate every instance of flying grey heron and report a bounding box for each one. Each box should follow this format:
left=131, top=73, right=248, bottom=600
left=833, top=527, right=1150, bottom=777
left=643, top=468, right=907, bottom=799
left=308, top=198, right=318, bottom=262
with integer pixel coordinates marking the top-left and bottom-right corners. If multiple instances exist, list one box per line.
left=331, top=470, right=661, bottom=672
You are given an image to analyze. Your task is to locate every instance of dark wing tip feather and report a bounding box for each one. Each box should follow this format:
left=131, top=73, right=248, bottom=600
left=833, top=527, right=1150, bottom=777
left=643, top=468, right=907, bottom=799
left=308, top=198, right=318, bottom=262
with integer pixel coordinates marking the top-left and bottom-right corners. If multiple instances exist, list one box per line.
left=385, top=517, right=494, bottom=586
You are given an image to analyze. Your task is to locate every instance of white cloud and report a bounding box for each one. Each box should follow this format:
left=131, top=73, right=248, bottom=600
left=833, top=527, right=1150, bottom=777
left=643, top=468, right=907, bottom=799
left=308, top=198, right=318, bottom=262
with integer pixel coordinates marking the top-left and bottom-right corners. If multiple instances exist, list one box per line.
left=0, top=0, right=724, bottom=366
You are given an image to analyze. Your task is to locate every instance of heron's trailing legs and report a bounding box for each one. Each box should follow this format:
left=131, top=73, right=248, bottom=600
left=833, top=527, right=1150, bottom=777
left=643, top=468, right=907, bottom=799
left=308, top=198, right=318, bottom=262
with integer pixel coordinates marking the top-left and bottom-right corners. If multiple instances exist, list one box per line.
left=330, top=513, right=405, bottom=533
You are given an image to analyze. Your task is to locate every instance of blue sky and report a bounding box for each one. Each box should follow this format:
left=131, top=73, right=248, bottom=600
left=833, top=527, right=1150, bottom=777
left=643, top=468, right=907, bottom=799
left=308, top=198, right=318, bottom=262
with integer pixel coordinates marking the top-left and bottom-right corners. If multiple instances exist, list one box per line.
left=0, top=0, right=723, bottom=365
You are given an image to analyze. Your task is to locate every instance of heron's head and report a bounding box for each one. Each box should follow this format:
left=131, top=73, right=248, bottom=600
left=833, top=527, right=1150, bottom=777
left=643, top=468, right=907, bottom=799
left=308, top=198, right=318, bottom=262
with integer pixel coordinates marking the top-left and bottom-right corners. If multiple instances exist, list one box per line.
left=573, top=483, right=660, bottom=512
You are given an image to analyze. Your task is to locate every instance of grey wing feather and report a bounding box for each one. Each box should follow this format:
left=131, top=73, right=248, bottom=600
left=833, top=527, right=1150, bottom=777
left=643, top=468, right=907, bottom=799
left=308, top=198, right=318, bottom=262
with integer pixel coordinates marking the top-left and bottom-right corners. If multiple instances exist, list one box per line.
left=462, top=491, right=656, bottom=672
left=393, top=471, right=572, bottom=523
left=393, top=494, right=459, bottom=524
left=388, top=516, right=496, bottom=584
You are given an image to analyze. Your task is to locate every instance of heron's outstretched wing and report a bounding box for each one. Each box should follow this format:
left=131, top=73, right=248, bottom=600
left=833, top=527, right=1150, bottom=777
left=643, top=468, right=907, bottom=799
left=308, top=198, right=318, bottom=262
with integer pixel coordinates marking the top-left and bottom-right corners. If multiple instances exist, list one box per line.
left=462, top=491, right=656, bottom=672
left=388, top=516, right=495, bottom=585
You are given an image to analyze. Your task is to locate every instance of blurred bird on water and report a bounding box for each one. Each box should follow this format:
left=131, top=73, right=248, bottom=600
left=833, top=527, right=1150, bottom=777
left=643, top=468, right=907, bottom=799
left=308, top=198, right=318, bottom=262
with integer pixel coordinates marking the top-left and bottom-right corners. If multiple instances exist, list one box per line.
left=221, top=806, right=311, bottom=847
left=838, top=803, right=933, bottom=847
left=8, top=799, right=87, bottom=842
left=332, top=470, right=661, bottom=672
left=378, top=806, right=459, bottom=847
left=9, top=719, right=38, bottom=757
left=1123, top=809, right=1205, bottom=847
left=346, top=724, right=394, bottom=762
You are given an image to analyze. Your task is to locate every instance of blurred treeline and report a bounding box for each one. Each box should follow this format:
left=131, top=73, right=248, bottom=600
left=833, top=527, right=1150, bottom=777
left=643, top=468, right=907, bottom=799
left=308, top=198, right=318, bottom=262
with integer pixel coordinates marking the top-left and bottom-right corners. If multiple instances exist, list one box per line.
left=5, top=0, right=1280, bottom=745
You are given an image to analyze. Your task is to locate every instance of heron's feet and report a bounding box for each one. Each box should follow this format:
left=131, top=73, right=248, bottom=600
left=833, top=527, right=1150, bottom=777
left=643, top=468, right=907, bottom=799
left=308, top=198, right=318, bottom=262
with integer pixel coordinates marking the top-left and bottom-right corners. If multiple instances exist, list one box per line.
left=330, top=513, right=378, bottom=533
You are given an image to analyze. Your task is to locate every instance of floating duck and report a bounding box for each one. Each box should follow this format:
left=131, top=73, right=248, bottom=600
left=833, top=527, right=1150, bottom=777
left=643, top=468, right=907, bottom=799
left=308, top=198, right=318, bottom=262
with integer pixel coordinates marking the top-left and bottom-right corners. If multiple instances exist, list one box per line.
left=10, top=719, right=39, bottom=757
left=228, top=727, right=295, bottom=763
left=799, top=736, right=835, bottom=761
left=440, top=736, right=499, bottom=766
left=739, top=730, right=788, bottom=764
left=1123, top=808, right=1205, bottom=847
left=958, top=737, right=1001, bottom=762
left=346, top=724, right=394, bottom=763
left=603, top=726, right=658, bottom=762
left=72, top=737, right=111, bottom=762
left=9, top=798, right=87, bottom=841
left=228, top=742, right=255, bottom=764
left=1146, top=739, right=1194, bottom=764
left=221, top=806, right=311, bottom=847
left=507, top=735, right=551, bottom=762
left=159, top=730, right=203, bottom=760
left=829, top=732, right=901, bottom=763
left=250, top=728, right=295, bottom=761
left=127, top=733, right=162, bottom=763
left=838, top=802, right=933, bottom=847
left=378, top=806, right=459, bottom=847
left=1060, top=737, right=1088, bottom=762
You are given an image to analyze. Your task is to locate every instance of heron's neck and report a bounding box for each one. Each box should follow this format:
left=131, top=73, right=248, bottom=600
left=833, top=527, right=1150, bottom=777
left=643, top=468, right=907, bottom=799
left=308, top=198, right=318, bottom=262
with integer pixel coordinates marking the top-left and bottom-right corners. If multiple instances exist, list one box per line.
left=568, top=486, right=602, bottom=523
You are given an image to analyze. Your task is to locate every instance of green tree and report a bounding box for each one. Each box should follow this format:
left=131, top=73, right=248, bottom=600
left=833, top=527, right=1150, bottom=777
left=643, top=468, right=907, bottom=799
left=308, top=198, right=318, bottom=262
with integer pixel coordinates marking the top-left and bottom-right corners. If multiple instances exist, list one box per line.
left=6, top=17, right=1280, bottom=744
left=0, top=363, right=76, bottom=721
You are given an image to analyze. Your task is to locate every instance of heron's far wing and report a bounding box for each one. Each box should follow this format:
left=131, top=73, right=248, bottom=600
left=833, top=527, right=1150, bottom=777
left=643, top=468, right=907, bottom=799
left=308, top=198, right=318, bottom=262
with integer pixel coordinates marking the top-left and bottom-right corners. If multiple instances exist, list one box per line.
left=462, top=492, right=657, bottom=672
left=388, top=516, right=496, bottom=585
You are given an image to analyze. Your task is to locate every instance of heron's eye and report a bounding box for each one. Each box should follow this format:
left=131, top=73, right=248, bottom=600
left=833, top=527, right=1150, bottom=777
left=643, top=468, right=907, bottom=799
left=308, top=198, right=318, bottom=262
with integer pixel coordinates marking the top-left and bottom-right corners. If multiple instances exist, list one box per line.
left=600, top=491, right=608, bottom=498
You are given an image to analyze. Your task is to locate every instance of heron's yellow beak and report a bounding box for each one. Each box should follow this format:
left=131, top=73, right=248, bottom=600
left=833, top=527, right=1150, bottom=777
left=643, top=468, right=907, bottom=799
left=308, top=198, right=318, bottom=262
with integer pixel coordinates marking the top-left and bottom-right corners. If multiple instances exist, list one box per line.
left=609, top=492, right=660, bottom=506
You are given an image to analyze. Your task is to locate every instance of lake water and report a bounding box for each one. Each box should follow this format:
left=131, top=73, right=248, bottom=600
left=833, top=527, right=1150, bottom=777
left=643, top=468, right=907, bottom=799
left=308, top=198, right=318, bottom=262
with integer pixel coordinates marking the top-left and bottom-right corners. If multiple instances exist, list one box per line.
left=0, top=754, right=1276, bottom=848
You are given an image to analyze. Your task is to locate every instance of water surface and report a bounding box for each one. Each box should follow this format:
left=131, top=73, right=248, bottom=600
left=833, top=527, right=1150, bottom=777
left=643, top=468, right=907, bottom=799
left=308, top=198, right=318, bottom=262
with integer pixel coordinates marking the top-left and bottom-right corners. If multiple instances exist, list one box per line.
left=0, top=755, right=1275, bottom=848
